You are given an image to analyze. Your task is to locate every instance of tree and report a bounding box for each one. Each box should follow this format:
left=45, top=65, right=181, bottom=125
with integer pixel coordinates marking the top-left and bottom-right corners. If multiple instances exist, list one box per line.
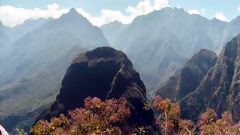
left=198, top=109, right=240, bottom=135
left=152, top=96, right=195, bottom=135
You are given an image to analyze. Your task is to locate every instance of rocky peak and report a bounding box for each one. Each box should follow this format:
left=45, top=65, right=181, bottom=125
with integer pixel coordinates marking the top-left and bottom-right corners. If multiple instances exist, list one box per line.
left=230, top=16, right=240, bottom=25
left=187, top=49, right=217, bottom=72
left=156, top=49, right=217, bottom=101
left=69, top=8, right=78, bottom=14
left=36, top=47, right=155, bottom=128
left=211, top=18, right=226, bottom=24
left=180, top=35, right=240, bottom=121
left=59, top=8, right=89, bottom=24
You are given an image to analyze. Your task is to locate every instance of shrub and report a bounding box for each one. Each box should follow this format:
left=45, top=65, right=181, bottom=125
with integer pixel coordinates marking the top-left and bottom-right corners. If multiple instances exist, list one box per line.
left=152, top=96, right=195, bottom=135
left=31, top=96, right=240, bottom=135
left=31, top=97, right=131, bottom=135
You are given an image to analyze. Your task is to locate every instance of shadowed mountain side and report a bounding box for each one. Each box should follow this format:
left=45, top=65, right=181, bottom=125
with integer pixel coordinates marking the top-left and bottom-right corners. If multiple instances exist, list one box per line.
left=36, top=47, right=156, bottom=131
left=180, top=35, right=240, bottom=121
left=156, top=49, right=217, bottom=101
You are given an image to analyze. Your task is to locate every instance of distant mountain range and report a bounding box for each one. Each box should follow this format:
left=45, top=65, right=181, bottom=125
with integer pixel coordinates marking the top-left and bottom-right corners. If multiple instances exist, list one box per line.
left=178, top=35, right=240, bottom=121
left=1, top=7, right=240, bottom=132
left=101, top=7, right=240, bottom=92
left=0, top=8, right=108, bottom=131
left=155, top=34, right=240, bottom=123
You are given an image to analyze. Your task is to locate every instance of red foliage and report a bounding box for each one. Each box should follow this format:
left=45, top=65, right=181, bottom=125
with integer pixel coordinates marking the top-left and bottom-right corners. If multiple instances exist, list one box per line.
left=152, top=96, right=194, bottom=135
left=31, top=97, right=131, bottom=135
left=31, top=96, right=240, bottom=135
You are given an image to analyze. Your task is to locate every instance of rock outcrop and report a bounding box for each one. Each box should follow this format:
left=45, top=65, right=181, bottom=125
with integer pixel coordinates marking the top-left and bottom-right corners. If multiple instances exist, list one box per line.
left=156, top=49, right=217, bottom=101
left=180, top=35, right=240, bottom=121
left=36, top=47, right=155, bottom=129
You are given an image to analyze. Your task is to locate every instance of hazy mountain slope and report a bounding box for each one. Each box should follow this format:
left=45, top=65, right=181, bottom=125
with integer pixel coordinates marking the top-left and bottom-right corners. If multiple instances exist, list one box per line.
left=0, top=8, right=108, bottom=131
left=101, top=21, right=128, bottom=45
left=0, top=8, right=108, bottom=85
left=180, top=35, right=240, bottom=121
left=104, top=7, right=227, bottom=91
left=156, top=49, right=217, bottom=101
left=9, top=18, right=50, bottom=41
left=0, top=22, right=11, bottom=47
left=222, top=16, right=240, bottom=48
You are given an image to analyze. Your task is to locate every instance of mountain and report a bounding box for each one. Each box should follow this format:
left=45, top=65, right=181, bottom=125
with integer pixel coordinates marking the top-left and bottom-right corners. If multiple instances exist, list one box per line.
left=101, top=21, right=128, bottom=45
left=9, top=18, right=50, bottom=41
left=0, top=8, right=108, bottom=131
left=104, top=7, right=230, bottom=91
left=180, top=35, right=240, bottom=121
left=0, top=22, right=11, bottom=47
left=222, top=16, right=240, bottom=49
left=36, top=47, right=156, bottom=130
left=156, top=49, right=217, bottom=101
left=0, top=18, right=48, bottom=49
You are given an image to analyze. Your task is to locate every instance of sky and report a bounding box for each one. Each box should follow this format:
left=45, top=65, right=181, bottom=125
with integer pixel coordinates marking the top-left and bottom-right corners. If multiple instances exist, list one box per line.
left=1, top=0, right=240, bottom=27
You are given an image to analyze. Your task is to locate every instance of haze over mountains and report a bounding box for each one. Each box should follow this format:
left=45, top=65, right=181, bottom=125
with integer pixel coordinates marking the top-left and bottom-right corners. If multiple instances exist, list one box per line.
left=156, top=49, right=217, bottom=101
left=179, top=35, right=240, bottom=121
left=102, top=7, right=240, bottom=91
left=0, top=8, right=108, bottom=131
left=1, top=7, right=240, bottom=132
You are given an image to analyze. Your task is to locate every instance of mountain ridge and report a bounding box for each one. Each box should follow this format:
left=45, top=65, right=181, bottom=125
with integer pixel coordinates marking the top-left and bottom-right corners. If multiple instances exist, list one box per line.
left=0, top=9, right=108, bottom=132
left=179, top=34, right=240, bottom=121
left=156, top=49, right=217, bottom=101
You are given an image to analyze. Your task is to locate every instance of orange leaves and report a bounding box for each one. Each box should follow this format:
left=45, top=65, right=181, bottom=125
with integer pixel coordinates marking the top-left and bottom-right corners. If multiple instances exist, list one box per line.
left=152, top=96, right=240, bottom=135
left=153, top=96, right=194, bottom=135
left=153, top=96, right=180, bottom=119
left=31, top=96, right=240, bottom=135
left=197, top=108, right=217, bottom=127
left=197, top=109, right=240, bottom=135
left=31, top=97, right=130, bottom=135
left=31, top=114, right=70, bottom=135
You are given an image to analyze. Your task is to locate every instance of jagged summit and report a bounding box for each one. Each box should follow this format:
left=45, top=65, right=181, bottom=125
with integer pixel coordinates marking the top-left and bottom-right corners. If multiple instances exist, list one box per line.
left=69, top=8, right=78, bottom=14
left=59, top=8, right=89, bottom=23
left=103, top=20, right=124, bottom=27
left=230, top=16, right=240, bottom=24
left=210, top=18, right=228, bottom=27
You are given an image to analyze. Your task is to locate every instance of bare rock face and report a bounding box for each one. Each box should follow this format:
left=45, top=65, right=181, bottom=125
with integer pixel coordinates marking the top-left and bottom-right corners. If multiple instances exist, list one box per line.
left=180, top=35, right=240, bottom=121
left=156, top=49, right=217, bottom=101
left=36, top=47, right=155, bottom=128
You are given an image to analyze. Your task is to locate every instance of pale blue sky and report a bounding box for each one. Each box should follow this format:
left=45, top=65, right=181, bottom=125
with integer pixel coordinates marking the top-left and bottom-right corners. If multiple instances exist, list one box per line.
left=1, top=0, right=240, bottom=19
left=1, top=0, right=240, bottom=27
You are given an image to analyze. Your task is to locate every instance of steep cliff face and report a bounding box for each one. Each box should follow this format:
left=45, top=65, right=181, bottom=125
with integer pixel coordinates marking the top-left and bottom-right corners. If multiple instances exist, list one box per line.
left=36, top=47, right=155, bottom=128
left=180, top=35, right=240, bottom=121
left=156, top=49, right=217, bottom=101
